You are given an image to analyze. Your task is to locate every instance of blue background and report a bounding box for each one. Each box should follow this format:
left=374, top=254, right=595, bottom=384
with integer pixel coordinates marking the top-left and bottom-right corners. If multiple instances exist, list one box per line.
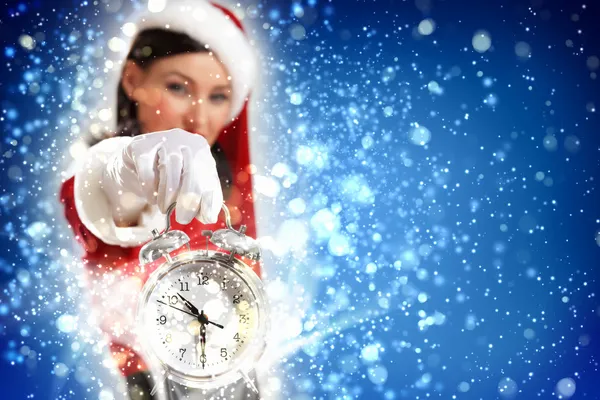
left=1, top=0, right=599, bottom=399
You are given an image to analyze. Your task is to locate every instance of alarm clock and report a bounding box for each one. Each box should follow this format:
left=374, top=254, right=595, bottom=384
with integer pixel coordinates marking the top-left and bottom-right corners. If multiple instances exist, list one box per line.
left=135, top=203, right=269, bottom=392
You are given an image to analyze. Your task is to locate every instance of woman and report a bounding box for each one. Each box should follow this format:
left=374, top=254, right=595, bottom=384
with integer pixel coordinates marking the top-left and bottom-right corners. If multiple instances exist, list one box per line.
left=59, top=1, right=262, bottom=398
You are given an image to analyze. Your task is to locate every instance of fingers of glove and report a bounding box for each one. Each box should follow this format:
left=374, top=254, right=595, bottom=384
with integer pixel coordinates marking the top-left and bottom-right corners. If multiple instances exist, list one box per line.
left=191, top=151, right=223, bottom=224
left=175, top=147, right=201, bottom=225
left=168, top=128, right=211, bottom=153
left=130, top=145, right=159, bottom=206
left=196, top=177, right=224, bottom=225
left=181, top=129, right=211, bottom=149
left=156, top=146, right=183, bottom=214
left=196, top=190, right=217, bottom=224
left=212, top=186, right=224, bottom=223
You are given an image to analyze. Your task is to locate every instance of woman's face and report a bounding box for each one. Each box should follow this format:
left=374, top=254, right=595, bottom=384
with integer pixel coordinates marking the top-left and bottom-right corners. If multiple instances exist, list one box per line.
left=121, top=52, right=233, bottom=146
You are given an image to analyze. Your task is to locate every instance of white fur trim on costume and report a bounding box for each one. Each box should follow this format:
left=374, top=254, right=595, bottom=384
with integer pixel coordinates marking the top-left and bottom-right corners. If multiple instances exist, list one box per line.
left=136, top=0, right=256, bottom=120
left=74, top=136, right=166, bottom=247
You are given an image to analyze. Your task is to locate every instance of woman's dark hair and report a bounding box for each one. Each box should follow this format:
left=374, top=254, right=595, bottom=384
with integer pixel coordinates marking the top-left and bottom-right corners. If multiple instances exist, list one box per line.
left=109, top=28, right=232, bottom=197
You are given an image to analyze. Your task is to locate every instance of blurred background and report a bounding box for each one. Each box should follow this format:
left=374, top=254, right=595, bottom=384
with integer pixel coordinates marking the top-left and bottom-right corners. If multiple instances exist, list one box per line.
left=0, top=0, right=599, bottom=398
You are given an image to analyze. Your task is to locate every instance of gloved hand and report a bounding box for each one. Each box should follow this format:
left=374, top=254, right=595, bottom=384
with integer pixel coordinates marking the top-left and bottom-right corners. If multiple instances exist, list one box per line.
left=102, top=128, right=223, bottom=225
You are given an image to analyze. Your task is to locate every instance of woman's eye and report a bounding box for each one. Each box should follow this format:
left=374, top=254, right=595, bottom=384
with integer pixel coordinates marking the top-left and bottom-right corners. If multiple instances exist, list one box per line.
left=210, top=93, right=229, bottom=102
left=167, top=83, right=187, bottom=94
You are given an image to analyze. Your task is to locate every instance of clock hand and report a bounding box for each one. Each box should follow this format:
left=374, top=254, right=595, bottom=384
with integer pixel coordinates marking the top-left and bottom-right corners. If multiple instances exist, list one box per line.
left=156, top=300, right=198, bottom=318
left=207, top=320, right=224, bottom=329
left=159, top=299, right=225, bottom=329
left=176, top=293, right=200, bottom=315
left=198, top=310, right=224, bottom=329
left=199, top=310, right=207, bottom=369
left=175, top=295, right=225, bottom=329
left=195, top=326, right=201, bottom=368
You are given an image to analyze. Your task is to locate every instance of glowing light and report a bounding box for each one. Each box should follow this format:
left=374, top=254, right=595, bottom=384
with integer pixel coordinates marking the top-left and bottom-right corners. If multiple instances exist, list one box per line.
left=54, top=363, right=69, bottom=377
left=296, top=146, right=314, bottom=165
left=290, top=24, right=306, bottom=41
left=56, top=314, right=77, bottom=333
left=361, top=344, right=379, bottom=362
left=515, top=41, right=531, bottom=59
left=367, top=365, right=388, bottom=384
left=254, top=175, right=280, bottom=198
left=288, top=198, right=306, bottom=215
left=543, top=135, right=558, bottom=151
left=19, top=34, right=35, bottom=50
left=121, top=22, right=137, bottom=37
left=427, top=81, right=443, bottom=95
left=328, top=232, right=351, bottom=256
left=498, top=377, right=518, bottom=397
left=290, top=92, right=303, bottom=105
left=418, top=19, right=436, bottom=36
left=410, top=124, right=431, bottom=146
left=98, top=108, right=113, bottom=122
left=107, top=37, right=126, bottom=52
left=69, top=140, right=88, bottom=161
left=148, top=0, right=167, bottom=13
left=472, top=30, right=492, bottom=53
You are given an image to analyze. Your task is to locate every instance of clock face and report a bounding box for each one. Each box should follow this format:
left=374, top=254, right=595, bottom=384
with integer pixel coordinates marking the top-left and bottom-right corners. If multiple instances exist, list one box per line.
left=138, top=258, right=263, bottom=380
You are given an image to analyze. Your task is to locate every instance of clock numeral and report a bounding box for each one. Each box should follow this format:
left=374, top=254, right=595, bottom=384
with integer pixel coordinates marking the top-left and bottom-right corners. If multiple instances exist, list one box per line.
left=239, top=315, right=249, bottom=324
left=179, top=348, right=186, bottom=357
left=198, top=275, right=209, bottom=285
left=159, top=315, right=167, bottom=325
left=220, top=348, right=228, bottom=358
left=221, top=279, right=228, bottom=290
left=234, top=333, right=241, bottom=342
left=233, top=294, right=242, bottom=304
left=165, top=333, right=172, bottom=343
left=180, top=282, right=189, bottom=292
left=200, top=354, right=206, bottom=364
left=169, top=296, right=178, bottom=305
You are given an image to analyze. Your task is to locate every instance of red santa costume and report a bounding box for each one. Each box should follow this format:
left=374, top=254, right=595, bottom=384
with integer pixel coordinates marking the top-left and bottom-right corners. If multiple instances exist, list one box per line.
left=59, top=0, right=262, bottom=390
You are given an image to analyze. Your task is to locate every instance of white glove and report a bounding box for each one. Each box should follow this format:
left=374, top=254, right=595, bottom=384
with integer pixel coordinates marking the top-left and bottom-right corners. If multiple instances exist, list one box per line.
left=102, top=128, right=223, bottom=225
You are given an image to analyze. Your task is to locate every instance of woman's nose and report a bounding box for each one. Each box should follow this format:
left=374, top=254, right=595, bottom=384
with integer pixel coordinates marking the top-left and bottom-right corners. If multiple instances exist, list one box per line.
left=188, top=98, right=208, bottom=130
